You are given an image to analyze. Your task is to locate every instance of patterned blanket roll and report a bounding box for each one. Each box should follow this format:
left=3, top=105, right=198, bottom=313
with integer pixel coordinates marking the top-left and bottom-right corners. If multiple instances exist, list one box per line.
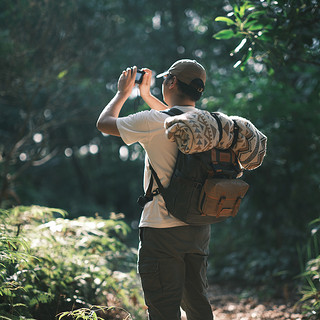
left=164, top=109, right=267, bottom=171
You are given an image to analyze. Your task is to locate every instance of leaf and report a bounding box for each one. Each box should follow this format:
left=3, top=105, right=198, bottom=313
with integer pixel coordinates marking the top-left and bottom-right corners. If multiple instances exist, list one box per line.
left=13, top=302, right=27, bottom=308
left=244, top=20, right=258, bottom=29
left=242, top=48, right=253, bottom=65
left=213, top=29, right=235, bottom=40
left=215, top=16, right=236, bottom=26
left=239, top=4, right=246, bottom=18
left=58, top=312, right=69, bottom=320
left=234, top=5, right=240, bottom=16
left=266, top=64, right=276, bottom=76
left=246, top=11, right=266, bottom=19
left=248, top=24, right=264, bottom=31
left=264, top=24, right=273, bottom=30
left=259, top=34, right=272, bottom=42
left=243, top=2, right=255, bottom=11
left=57, top=70, right=68, bottom=79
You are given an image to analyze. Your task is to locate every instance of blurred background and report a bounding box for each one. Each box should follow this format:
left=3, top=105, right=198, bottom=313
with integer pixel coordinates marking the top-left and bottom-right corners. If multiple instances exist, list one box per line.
left=1, top=0, right=319, bottom=294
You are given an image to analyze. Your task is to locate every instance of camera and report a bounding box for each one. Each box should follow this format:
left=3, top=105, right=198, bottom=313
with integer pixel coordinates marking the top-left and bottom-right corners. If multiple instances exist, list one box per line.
left=135, top=69, right=145, bottom=84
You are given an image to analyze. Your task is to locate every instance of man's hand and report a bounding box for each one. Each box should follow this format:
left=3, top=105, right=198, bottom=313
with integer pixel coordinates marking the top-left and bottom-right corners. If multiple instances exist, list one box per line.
left=118, top=66, right=137, bottom=98
left=139, top=68, right=152, bottom=99
left=138, top=68, right=168, bottom=111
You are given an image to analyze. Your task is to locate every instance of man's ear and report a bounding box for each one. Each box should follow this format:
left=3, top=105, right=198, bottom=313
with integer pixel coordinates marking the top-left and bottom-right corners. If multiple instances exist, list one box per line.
left=168, top=76, right=177, bottom=89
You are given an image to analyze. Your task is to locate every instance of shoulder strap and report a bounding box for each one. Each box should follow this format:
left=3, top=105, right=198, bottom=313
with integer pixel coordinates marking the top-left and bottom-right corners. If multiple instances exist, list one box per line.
left=210, top=113, right=240, bottom=148
left=230, top=119, right=239, bottom=148
left=162, top=108, right=184, bottom=116
left=149, top=163, right=165, bottom=194
left=210, top=112, right=223, bottom=142
left=146, top=108, right=184, bottom=197
left=145, top=173, right=154, bottom=198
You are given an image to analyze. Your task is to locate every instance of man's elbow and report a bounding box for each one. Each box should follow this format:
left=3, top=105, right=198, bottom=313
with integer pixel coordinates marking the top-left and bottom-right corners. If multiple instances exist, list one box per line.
left=96, top=119, right=108, bottom=134
left=96, top=119, right=103, bottom=132
left=96, top=117, right=120, bottom=136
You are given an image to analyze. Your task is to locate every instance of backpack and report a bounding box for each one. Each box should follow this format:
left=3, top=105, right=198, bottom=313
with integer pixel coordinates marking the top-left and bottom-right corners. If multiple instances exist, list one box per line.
left=137, top=108, right=249, bottom=225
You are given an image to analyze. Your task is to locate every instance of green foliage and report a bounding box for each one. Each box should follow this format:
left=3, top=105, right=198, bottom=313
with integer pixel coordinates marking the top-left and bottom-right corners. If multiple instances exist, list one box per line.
left=1, top=0, right=320, bottom=300
left=213, top=0, right=320, bottom=71
left=0, top=206, right=144, bottom=320
left=209, top=0, right=320, bottom=290
left=57, top=305, right=132, bottom=320
left=0, top=206, right=63, bottom=319
left=297, top=218, right=320, bottom=319
left=208, top=67, right=320, bottom=285
left=0, top=0, right=144, bottom=211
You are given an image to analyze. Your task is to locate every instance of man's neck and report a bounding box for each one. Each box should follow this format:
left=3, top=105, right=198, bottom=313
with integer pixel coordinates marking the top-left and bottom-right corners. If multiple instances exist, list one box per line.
left=168, top=98, right=195, bottom=108
left=170, top=105, right=195, bottom=108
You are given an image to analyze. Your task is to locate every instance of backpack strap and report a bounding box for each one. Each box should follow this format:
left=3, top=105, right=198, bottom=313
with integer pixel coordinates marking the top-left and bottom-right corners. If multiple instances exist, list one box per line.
left=209, top=113, right=240, bottom=148
left=162, top=108, right=184, bottom=116
left=230, top=119, right=239, bottom=148
left=144, top=173, right=156, bottom=198
left=137, top=167, right=161, bottom=207
left=137, top=108, right=184, bottom=207
left=150, top=107, right=184, bottom=191
left=149, top=163, right=165, bottom=194
left=210, top=112, right=223, bottom=142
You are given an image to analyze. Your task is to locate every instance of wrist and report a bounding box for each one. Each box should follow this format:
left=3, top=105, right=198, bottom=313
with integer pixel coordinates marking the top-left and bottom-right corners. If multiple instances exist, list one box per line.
left=117, top=90, right=131, bottom=100
left=140, top=91, right=152, bottom=100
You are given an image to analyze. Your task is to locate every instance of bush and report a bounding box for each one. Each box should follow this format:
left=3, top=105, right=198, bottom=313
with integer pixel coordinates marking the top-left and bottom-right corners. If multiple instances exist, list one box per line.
left=297, top=218, right=320, bottom=319
left=0, top=206, right=145, bottom=320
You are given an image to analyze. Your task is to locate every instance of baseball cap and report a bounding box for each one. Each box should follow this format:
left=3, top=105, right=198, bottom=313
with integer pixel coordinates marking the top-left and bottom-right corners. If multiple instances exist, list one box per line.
left=156, top=59, right=206, bottom=91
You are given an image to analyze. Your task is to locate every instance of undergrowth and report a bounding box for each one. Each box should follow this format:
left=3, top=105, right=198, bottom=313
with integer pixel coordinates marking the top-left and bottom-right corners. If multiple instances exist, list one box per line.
left=297, top=217, right=320, bottom=319
left=0, top=206, right=145, bottom=319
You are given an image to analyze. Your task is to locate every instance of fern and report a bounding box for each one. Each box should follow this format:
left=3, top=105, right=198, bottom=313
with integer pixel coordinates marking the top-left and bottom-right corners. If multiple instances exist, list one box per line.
left=0, top=205, right=145, bottom=319
left=297, top=218, right=320, bottom=318
left=57, top=306, right=133, bottom=320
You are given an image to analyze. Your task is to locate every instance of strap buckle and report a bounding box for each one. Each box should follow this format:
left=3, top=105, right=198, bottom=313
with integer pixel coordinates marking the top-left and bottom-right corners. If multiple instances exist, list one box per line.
left=152, top=188, right=160, bottom=196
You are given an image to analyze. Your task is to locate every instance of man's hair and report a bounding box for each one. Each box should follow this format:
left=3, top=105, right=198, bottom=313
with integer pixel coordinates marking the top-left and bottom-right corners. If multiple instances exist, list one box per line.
left=165, top=74, right=203, bottom=102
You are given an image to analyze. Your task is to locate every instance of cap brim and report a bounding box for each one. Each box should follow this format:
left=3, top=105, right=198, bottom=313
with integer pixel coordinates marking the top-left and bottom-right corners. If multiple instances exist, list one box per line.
left=156, top=71, right=169, bottom=78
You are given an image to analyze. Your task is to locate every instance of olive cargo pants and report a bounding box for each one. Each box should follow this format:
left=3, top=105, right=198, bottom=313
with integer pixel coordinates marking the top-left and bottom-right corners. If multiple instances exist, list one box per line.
left=138, top=226, right=213, bottom=320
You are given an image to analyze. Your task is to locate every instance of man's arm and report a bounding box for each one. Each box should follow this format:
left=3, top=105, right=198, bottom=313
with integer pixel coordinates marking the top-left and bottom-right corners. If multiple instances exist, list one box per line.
left=139, top=68, right=168, bottom=111
left=96, top=67, right=137, bottom=136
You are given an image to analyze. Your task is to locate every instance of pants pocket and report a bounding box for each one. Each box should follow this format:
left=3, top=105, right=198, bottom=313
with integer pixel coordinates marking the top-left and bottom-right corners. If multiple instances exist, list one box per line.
left=138, top=260, right=162, bottom=294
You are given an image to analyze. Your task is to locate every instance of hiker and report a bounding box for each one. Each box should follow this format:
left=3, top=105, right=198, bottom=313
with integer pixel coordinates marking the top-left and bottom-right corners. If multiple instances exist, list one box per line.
left=96, top=59, right=214, bottom=319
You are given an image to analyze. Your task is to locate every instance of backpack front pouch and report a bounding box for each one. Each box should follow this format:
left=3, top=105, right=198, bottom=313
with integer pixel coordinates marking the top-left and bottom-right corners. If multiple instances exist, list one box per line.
left=199, top=178, right=249, bottom=218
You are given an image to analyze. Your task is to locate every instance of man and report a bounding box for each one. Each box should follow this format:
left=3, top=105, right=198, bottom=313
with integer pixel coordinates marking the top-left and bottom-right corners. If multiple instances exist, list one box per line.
left=96, top=59, right=213, bottom=320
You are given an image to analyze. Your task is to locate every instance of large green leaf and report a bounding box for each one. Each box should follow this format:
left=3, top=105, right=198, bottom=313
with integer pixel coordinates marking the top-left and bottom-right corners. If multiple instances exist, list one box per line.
left=215, top=16, right=236, bottom=26
left=246, top=10, right=266, bottom=19
left=248, top=24, right=264, bottom=31
left=213, top=29, right=236, bottom=40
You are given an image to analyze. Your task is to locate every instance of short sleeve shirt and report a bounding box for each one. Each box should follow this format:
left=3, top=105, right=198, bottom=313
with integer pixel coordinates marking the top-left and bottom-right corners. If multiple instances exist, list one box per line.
left=116, top=106, right=195, bottom=228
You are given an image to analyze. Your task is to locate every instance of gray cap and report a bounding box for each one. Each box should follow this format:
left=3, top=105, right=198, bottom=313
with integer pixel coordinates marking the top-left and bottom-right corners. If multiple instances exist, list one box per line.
left=157, top=59, right=206, bottom=90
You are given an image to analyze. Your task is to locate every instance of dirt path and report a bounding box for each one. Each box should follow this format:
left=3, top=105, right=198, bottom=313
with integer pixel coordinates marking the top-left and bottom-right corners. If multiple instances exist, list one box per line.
left=208, top=284, right=303, bottom=320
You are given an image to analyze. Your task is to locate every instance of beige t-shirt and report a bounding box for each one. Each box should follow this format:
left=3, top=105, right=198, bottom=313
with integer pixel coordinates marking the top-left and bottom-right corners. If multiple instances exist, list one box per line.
left=116, top=106, right=195, bottom=228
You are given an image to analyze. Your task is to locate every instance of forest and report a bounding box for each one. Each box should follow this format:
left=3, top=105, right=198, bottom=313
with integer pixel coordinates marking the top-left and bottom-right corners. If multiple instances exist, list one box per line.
left=0, top=0, right=319, bottom=319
